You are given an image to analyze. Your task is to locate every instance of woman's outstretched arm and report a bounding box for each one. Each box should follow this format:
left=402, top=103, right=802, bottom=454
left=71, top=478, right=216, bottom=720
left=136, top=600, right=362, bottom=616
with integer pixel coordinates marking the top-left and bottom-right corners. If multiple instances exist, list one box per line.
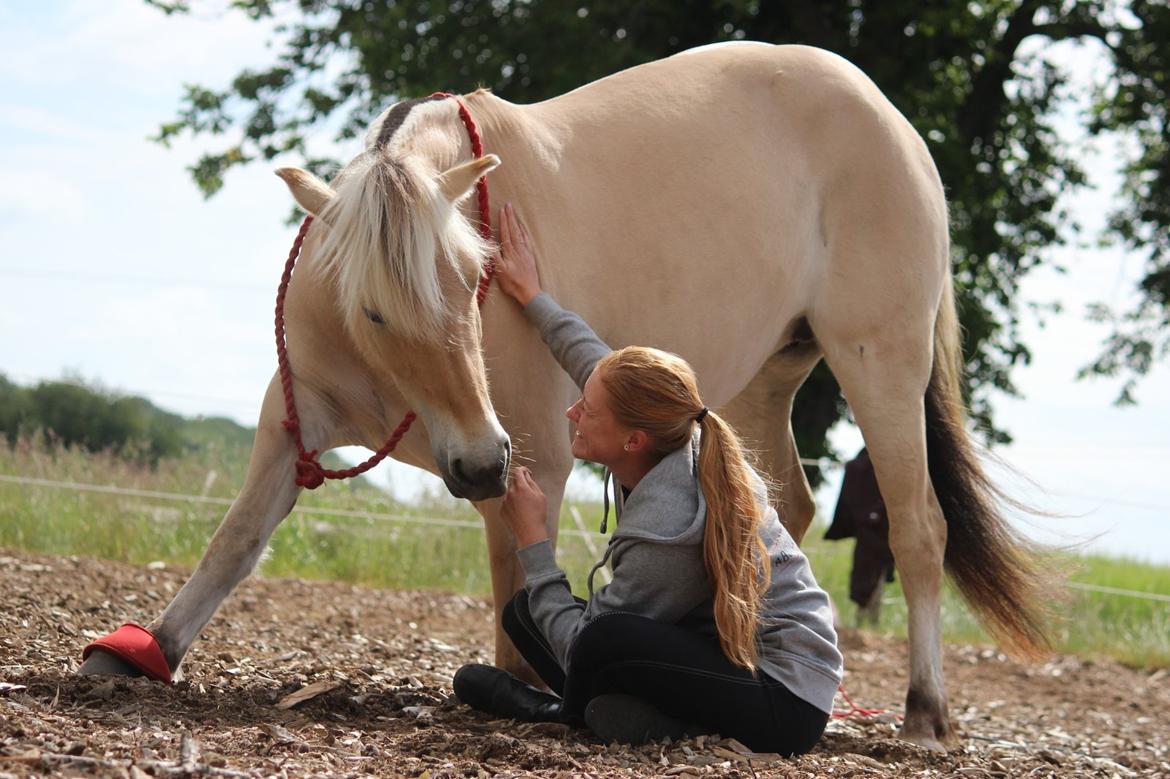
left=493, top=202, right=610, bottom=389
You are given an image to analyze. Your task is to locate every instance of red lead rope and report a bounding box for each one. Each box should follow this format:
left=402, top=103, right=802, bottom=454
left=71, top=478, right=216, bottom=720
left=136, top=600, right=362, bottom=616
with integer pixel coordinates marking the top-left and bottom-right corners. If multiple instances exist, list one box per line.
left=832, top=684, right=898, bottom=720
left=274, top=93, right=494, bottom=489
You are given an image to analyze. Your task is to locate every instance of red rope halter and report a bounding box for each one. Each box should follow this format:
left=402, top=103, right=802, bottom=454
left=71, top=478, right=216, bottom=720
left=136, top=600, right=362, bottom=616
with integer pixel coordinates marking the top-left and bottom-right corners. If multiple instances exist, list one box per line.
left=274, top=93, right=494, bottom=489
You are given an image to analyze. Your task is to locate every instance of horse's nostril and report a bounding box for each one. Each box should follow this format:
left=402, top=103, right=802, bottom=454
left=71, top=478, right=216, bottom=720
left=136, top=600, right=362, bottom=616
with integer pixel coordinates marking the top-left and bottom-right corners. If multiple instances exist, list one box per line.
left=451, top=457, right=468, bottom=484
left=450, top=447, right=510, bottom=490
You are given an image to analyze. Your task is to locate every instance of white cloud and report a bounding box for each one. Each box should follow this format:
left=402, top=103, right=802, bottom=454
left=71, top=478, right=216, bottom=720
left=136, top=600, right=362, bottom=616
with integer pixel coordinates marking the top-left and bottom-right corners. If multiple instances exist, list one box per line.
left=0, top=104, right=98, bottom=141
left=0, top=0, right=285, bottom=95
left=0, top=169, right=89, bottom=222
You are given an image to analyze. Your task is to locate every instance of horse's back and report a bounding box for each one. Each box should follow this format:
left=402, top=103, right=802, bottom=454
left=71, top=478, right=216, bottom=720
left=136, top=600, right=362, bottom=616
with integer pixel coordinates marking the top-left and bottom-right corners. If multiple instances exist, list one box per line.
left=535, top=42, right=915, bottom=150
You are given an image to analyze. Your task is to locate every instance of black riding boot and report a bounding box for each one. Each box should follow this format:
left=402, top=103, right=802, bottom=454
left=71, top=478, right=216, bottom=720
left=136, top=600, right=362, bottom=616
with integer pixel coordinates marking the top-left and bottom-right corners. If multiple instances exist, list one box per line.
left=584, top=693, right=692, bottom=744
left=452, top=663, right=566, bottom=723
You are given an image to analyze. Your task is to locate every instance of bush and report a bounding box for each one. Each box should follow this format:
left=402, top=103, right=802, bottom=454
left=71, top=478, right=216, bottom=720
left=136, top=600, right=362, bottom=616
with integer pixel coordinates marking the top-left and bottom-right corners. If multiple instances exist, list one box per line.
left=0, top=374, right=185, bottom=465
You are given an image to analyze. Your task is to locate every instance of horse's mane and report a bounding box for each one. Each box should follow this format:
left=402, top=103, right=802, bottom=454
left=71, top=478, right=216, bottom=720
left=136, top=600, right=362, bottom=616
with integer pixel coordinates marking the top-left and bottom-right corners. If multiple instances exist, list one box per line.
left=315, top=146, right=491, bottom=343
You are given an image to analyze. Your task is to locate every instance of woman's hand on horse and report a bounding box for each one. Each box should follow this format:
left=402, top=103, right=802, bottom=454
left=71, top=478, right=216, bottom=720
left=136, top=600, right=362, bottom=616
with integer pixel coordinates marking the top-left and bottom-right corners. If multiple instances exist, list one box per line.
left=503, top=466, right=549, bottom=547
left=494, top=202, right=542, bottom=306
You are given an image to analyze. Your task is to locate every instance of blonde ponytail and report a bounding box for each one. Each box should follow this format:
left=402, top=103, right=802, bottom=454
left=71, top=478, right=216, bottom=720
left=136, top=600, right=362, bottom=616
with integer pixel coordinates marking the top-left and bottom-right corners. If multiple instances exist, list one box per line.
left=695, top=412, right=771, bottom=670
left=597, top=347, right=771, bottom=670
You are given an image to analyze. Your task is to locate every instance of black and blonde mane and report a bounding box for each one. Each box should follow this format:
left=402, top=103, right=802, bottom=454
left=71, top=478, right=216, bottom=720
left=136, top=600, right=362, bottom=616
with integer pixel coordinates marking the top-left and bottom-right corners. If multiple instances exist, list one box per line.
left=315, top=99, right=491, bottom=342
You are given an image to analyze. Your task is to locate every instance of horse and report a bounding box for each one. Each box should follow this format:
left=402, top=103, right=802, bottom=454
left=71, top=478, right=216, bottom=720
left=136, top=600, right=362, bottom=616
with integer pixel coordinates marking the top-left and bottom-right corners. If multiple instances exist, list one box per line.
left=79, top=42, right=1048, bottom=751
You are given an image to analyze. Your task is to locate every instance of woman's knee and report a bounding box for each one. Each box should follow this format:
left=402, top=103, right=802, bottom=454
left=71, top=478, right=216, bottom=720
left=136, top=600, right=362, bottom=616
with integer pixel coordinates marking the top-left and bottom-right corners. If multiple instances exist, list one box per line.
left=501, top=588, right=530, bottom=642
left=567, top=612, right=657, bottom=671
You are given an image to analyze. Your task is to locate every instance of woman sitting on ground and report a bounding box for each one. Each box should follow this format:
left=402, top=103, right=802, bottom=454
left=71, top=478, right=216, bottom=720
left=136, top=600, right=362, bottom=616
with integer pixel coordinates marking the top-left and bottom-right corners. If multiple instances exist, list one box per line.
left=453, top=204, right=843, bottom=755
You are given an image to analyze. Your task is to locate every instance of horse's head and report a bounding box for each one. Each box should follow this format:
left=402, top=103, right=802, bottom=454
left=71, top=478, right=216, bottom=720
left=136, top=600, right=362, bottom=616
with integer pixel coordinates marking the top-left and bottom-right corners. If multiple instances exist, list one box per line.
left=275, top=141, right=509, bottom=501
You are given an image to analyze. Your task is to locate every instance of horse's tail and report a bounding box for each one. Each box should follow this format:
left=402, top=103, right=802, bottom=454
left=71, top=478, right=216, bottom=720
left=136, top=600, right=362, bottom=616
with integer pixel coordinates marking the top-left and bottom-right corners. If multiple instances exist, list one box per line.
left=926, top=275, right=1051, bottom=659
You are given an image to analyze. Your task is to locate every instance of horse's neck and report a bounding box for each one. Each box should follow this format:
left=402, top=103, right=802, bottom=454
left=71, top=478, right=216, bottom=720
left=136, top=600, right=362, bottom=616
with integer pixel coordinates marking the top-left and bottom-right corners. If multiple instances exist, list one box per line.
left=463, top=92, right=565, bottom=180
left=459, top=93, right=584, bottom=292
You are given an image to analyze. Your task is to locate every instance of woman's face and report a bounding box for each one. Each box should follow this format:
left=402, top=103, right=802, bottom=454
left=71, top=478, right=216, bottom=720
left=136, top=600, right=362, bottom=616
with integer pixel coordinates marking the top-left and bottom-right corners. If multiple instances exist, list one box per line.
left=565, top=369, right=631, bottom=467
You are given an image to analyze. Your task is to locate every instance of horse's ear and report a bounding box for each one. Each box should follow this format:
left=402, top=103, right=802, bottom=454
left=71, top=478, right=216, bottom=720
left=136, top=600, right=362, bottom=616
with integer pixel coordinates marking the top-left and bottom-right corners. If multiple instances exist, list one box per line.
left=437, top=154, right=501, bottom=203
left=276, top=167, right=336, bottom=216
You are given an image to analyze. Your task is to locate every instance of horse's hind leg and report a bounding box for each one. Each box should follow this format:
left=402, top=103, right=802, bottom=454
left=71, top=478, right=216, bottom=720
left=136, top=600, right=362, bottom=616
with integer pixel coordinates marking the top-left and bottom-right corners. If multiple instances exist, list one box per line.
left=79, top=373, right=319, bottom=678
left=719, top=350, right=821, bottom=543
left=821, top=327, right=953, bottom=750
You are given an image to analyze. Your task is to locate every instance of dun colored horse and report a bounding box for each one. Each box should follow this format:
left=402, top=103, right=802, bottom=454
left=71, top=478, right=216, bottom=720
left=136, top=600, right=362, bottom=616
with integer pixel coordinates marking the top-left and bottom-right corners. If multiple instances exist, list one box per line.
left=80, top=42, right=1047, bottom=750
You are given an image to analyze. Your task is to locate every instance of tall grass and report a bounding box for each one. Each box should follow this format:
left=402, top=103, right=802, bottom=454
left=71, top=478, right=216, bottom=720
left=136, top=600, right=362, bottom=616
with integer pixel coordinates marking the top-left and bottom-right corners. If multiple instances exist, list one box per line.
left=0, top=434, right=601, bottom=595
left=2, top=436, right=1167, bottom=668
left=805, top=542, right=1170, bottom=669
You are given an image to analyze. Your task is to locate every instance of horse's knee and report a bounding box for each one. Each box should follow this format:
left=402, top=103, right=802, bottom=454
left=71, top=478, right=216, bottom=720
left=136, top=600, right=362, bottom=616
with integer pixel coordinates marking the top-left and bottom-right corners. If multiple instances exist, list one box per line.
left=203, top=527, right=265, bottom=571
left=888, top=500, right=946, bottom=563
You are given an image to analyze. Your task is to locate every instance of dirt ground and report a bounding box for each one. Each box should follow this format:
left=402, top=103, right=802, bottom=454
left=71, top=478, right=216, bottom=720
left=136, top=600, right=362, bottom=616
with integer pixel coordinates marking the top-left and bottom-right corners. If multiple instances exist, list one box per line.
left=1, top=551, right=1166, bottom=778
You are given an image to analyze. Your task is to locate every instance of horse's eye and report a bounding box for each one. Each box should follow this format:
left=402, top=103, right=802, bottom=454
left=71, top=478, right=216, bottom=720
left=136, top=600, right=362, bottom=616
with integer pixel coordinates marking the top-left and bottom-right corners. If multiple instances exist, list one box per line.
left=363, top=307, right=385, bottom=325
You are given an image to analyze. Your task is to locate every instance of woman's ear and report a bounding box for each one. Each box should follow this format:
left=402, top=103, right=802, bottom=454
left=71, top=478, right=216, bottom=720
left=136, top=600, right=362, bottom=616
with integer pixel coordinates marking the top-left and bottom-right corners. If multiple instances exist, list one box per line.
left=626, top=430, right=650, bottom=453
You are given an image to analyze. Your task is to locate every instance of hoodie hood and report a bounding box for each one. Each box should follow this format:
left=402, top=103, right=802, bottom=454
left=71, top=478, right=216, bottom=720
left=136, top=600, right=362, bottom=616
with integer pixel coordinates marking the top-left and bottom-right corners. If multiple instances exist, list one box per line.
left=611, top=430, right=707, bottom=546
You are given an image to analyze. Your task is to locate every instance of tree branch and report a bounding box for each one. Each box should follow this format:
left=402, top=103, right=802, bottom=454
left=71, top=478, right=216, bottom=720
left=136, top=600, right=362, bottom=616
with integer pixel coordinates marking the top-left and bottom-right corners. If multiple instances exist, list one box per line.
left=1031, top=20, right=1114, bottom=47
left=958, top=0, right=1043, bottom=146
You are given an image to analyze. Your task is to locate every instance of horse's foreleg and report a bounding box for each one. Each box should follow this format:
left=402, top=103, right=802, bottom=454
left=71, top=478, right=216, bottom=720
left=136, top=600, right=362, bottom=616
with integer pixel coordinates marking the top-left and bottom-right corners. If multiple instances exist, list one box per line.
left=476, top=312, right=578, bottom=685
left=148, top=427, right=301, bottom=672
left=79, top=374, right=324, bottom=678
left=825, top=336, right=952, bottom=751
left=476, top=463, right=570, bottom=687
left=476, top=496, right=530, bottom=680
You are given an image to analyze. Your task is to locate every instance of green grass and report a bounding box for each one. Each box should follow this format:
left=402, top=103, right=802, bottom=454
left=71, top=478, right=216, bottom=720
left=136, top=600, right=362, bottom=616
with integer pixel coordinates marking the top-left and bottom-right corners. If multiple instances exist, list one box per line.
left=2, top=436, right=1168, bottom=668
left=0, top=434, right=602, bottom=596
left=804, top=541, right=1170, bottom=669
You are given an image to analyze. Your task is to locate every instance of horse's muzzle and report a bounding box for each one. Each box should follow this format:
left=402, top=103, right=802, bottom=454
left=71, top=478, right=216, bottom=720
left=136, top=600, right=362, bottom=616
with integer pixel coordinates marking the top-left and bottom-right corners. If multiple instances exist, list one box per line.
left=442, top=438, right=511, bottom=500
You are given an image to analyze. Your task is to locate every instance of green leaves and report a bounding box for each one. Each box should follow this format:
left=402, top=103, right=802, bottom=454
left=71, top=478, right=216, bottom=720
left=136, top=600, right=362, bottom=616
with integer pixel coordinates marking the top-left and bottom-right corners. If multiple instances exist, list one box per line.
left=189, top=146, right=250, bottom=198
left=1081, top=0, right=1170, bottom=402
left=144, top=0, right=191, bottom=15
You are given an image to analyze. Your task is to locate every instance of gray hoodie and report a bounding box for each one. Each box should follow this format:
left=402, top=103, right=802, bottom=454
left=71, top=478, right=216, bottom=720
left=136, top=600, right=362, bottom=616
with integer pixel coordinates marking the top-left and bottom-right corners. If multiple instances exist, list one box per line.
left=516, top=292, right=843, bottom=715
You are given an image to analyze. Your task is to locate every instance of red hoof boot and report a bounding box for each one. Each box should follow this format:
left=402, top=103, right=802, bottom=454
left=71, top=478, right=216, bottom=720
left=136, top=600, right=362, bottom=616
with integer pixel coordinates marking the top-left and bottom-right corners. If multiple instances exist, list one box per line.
left=81, top=623, right=172, bottom=683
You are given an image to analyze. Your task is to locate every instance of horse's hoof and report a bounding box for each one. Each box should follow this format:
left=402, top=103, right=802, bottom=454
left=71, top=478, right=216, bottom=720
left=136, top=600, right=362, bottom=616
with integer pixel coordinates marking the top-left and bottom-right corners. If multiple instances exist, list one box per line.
left=77, top=647, right=145, bottom=677
left=899, top=721, right=954, bottom=753
left=900, top=732, right=949, bottom=753
left=901, top=694, right=954, bottom=752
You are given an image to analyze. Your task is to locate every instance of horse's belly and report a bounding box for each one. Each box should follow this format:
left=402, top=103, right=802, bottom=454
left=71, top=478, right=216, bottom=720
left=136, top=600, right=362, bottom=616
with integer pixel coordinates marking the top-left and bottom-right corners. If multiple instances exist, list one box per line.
left=532, top=150, right=820, bottom=405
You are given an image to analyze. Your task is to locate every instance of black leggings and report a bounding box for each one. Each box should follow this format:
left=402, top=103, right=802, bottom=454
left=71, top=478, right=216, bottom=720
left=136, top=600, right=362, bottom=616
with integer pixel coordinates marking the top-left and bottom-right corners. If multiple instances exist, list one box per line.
left=502, top=589, right=829, bottom=756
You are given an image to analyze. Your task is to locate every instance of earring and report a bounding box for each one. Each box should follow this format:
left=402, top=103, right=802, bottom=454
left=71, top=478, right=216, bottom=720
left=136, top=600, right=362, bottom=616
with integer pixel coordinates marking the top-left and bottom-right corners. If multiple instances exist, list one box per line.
left=623, top=444, right=630, bottom=451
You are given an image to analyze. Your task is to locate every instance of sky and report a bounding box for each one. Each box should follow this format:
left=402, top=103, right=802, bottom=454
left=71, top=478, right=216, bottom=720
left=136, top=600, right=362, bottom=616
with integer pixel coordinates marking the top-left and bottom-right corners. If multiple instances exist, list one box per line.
left=2, top=1, right=1167, bottom=564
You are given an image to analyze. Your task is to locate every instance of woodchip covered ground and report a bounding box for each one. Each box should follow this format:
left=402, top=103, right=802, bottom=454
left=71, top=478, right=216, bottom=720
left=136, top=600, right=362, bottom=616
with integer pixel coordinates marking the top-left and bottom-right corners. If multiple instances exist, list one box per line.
left=1, top=551, right=1167, bottom=778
